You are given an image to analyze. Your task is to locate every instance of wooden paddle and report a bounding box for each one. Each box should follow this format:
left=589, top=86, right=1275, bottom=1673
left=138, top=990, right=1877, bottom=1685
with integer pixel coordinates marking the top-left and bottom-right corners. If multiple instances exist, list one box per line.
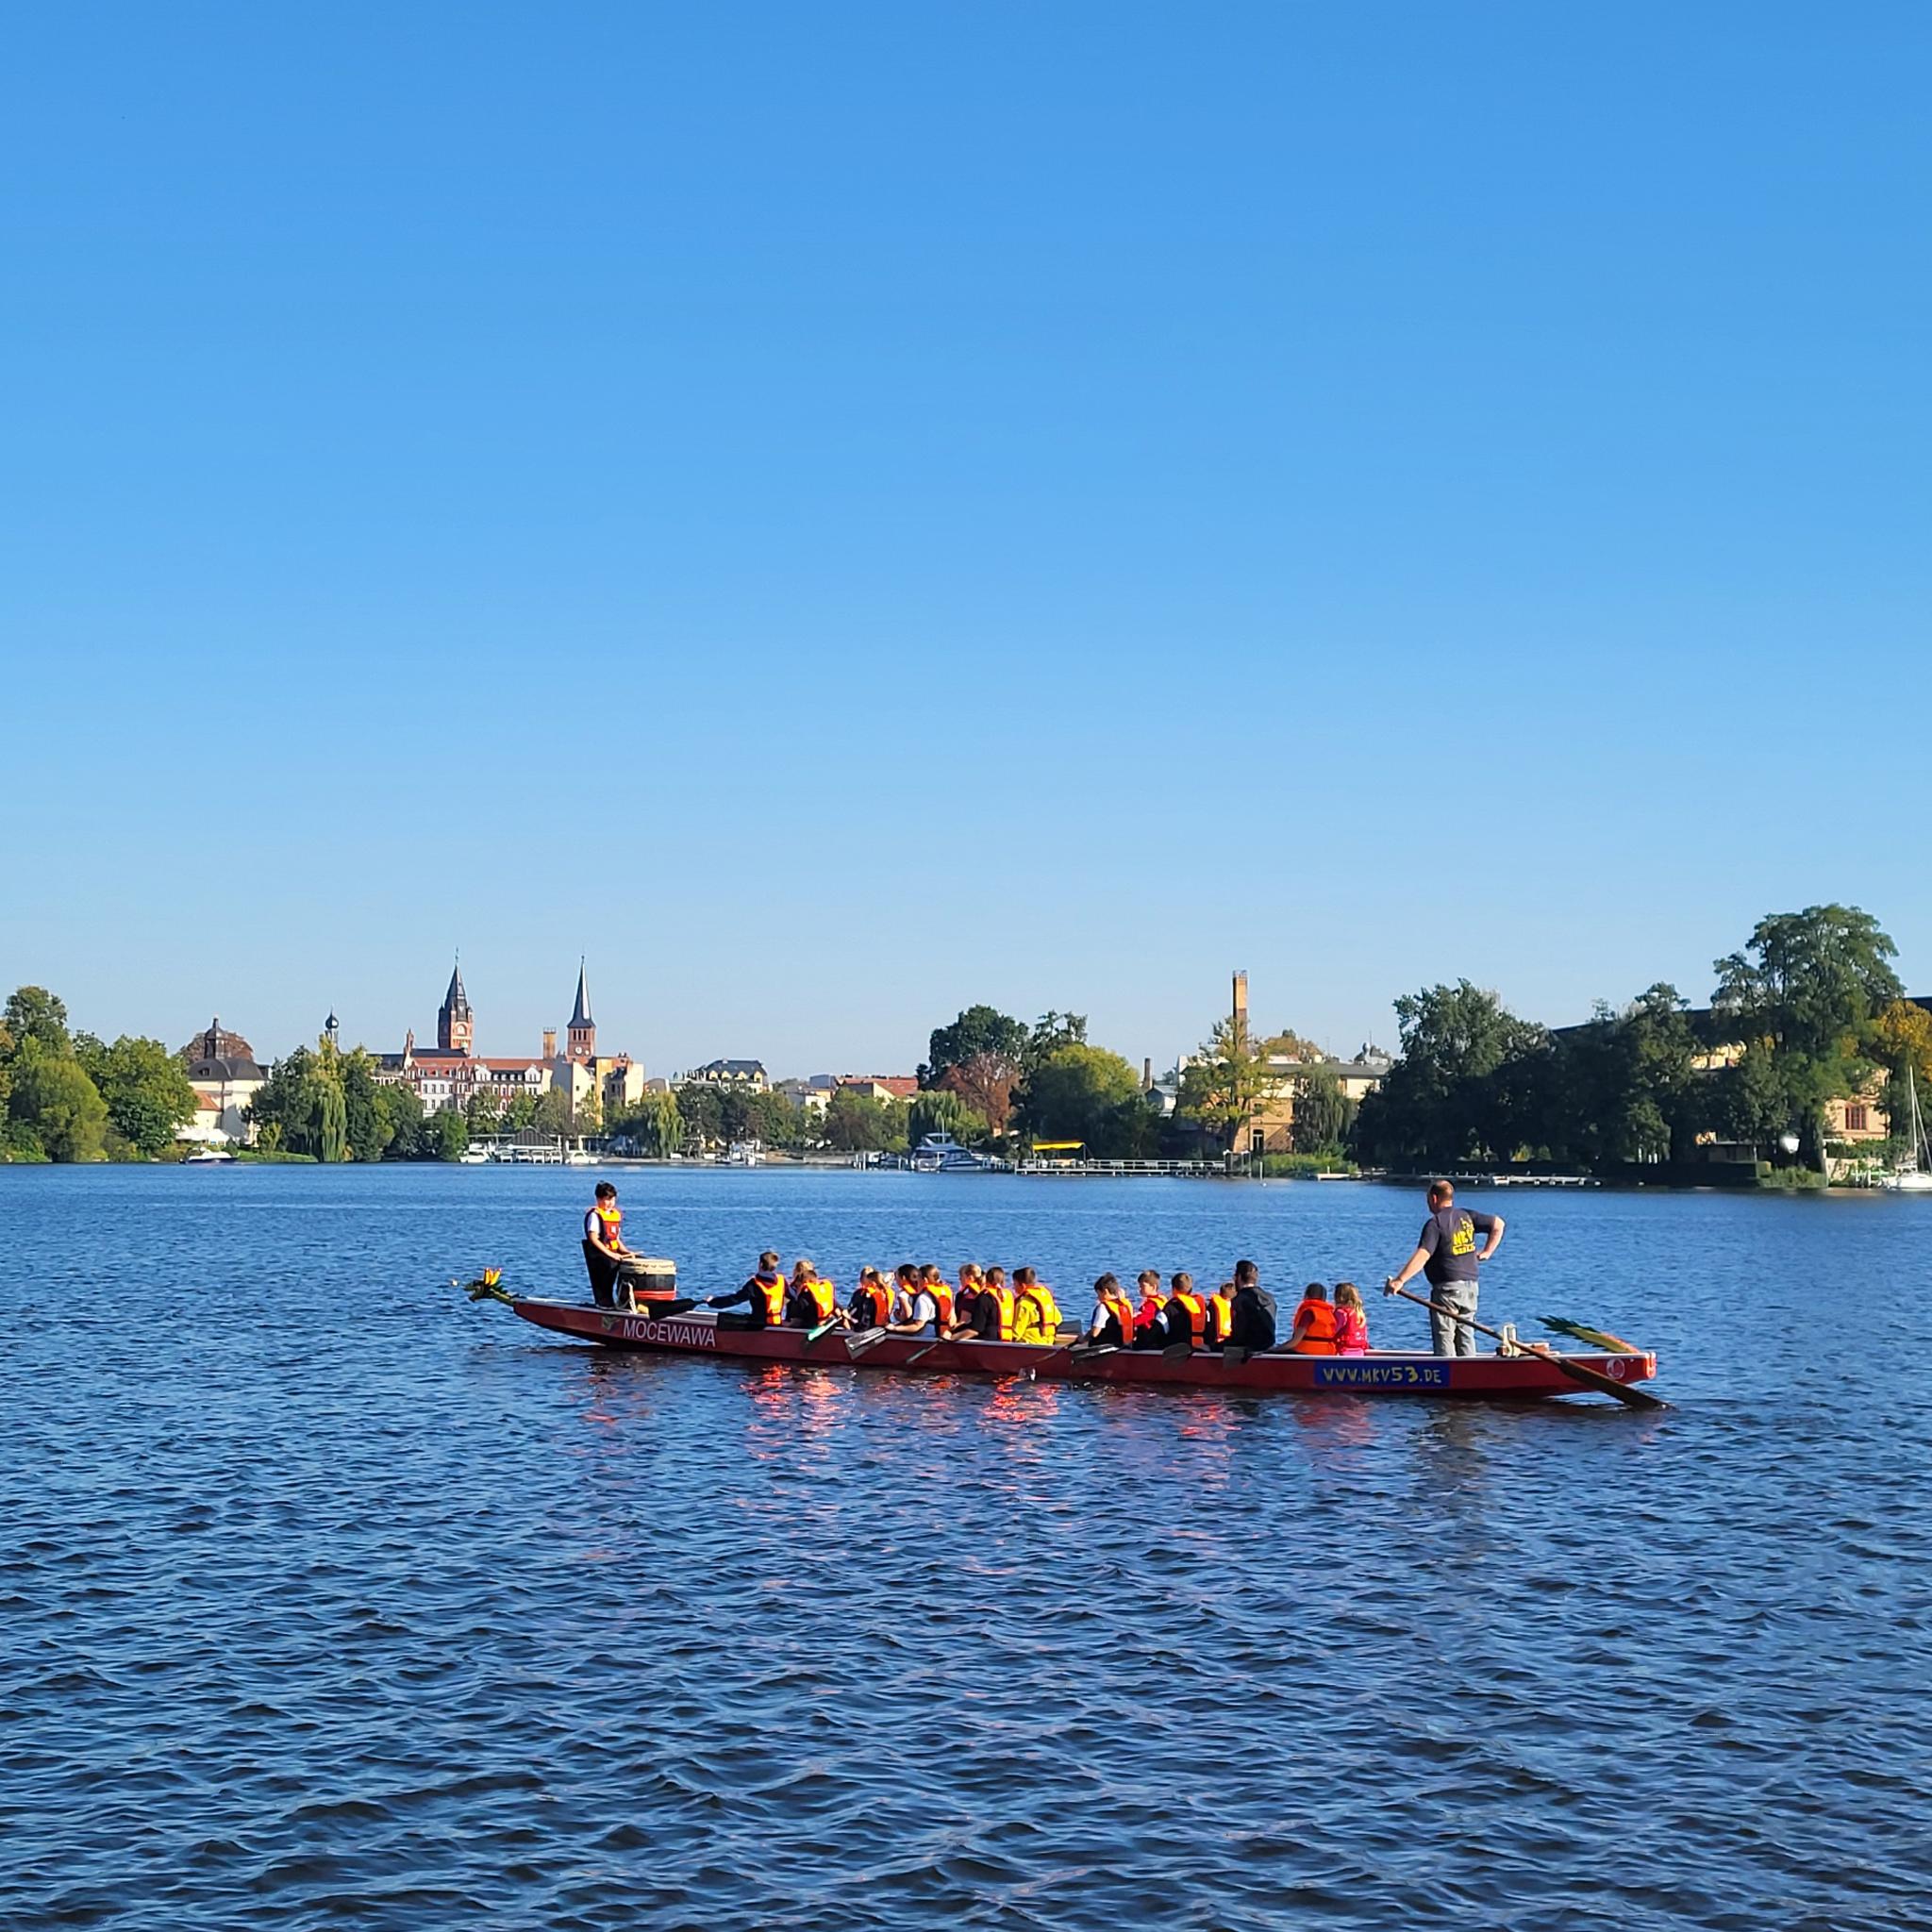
left=1385, top=1285, right=1666, bottom=1410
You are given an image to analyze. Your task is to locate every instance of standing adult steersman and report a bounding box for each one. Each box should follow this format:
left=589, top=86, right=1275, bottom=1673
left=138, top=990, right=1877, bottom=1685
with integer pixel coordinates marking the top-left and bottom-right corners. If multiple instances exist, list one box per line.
left=1385, top=1180, right=1505, bottom=1356
left=582, top=1180, right=630, bottom=1308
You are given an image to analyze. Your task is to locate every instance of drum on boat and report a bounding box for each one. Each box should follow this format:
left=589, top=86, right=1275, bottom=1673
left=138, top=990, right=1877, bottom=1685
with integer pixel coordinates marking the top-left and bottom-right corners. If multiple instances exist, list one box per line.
left=615, top=1257, right=678, bottom=1308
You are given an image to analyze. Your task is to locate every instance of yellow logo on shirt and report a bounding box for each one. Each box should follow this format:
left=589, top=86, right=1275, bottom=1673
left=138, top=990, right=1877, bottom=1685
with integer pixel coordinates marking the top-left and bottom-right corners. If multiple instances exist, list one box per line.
left=1450, top=1216, right=1475, bottom=1257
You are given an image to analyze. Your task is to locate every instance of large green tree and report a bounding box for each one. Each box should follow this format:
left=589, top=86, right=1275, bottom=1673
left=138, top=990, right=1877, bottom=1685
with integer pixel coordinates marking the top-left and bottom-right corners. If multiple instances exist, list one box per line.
left=1712, top=905, right=1901, bottom=1165
left=921, top=1006, right=1028, bottom=1135
left=1178, top=1011, right=1272, bottom=1152
left=1354, top=981, right=1548, bottom=1168
left=247, top=1047, right=321, bottom=1155
left=372, top=1077, right=425, bottom=1159
left=341, top=1050, right=393, bottom=1162
left=1290, top=1067, right=1357, bottom=1156
left=908, top=1089, right=987, bottom=1146
left=610, top=1088, right=683, bottom=1157
left=1868, top=999, right=1932, bottom=1157
left=75, top=1032, right=199, bottom=1158
left=822, top=1089, right=908, bottom=1153
left=7, top=1038, right=108, bottom=1161
left=1017, top=1042, right=1152, bottom=1156
left=4, top=987, right=71, bottom=1056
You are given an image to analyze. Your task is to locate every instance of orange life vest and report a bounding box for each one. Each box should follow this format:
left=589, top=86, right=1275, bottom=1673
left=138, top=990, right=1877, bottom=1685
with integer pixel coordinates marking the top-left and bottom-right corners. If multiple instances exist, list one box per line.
left=1291, top=1298, right=1340, bottom=1356
left=798, top=1276, right=836, bottom=1323
left=1098, top=1291, right=1136, bottom=1344
left=984, top=1282, right=1016, bottom=1341
left=754, top=1274, right=786, bottom=1324
left=855, top=1281, right=891, bottom=1328
left=1207, top=1290, right=1234, bottom=1344
left=1170, top=1291, right=1208, bottom=1344
left=926, top=1280, right=956, bottom=1328
left=591, top=1203, right=623, bottom=1247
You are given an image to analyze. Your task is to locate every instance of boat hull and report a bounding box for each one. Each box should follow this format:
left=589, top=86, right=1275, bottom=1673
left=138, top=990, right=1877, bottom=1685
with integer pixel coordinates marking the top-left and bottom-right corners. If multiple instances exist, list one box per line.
left=507, top=1300, right=1658, bottom=1400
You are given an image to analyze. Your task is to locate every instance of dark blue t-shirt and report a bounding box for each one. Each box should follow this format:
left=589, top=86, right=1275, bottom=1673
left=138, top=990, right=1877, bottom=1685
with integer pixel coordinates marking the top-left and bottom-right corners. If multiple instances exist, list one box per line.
left=1420, top=1207, right=1495, bottom=1286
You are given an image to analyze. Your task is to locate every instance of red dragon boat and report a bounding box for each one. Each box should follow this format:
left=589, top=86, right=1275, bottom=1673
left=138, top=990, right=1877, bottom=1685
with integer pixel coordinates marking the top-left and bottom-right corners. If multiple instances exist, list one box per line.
left=506, top=1298, right=1660, bottom=1401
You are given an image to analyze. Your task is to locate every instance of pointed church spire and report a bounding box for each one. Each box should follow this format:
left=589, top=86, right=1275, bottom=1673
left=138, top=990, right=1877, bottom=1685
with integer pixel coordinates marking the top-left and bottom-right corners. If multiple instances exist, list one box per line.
left=567, top=958, right=595, bottom=1061
left=443, top=952, right=470, bottom=1018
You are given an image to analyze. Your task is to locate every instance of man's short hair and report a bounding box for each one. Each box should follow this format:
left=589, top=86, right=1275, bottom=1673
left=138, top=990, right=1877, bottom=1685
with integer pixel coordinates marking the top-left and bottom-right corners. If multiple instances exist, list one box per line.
left=1234, top=1259, right=1258, bottom=1287
left=759, top=1249, right=779, bottom=1269
left=1428, top=1179, right=1455, bottom=1205
left=594, top=1181, right=617, bottom=1200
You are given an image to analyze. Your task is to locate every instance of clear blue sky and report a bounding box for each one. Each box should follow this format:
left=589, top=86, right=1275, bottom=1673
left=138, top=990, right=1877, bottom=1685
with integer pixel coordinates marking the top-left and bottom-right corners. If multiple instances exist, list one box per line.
left=5, top=4, right=1927, bottom=1075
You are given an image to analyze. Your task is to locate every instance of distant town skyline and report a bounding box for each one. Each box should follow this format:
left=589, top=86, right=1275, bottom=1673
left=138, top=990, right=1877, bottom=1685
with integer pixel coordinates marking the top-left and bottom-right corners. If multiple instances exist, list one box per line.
left=7, top=8, right=1927, bottom=1073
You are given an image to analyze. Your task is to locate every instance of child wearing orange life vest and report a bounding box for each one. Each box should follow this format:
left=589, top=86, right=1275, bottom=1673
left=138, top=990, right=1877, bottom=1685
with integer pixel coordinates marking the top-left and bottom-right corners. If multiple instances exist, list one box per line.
left=848, top=1266, right=892, bottom=1331
left=1332, top=1281, right=1370, bottom=1356
left=787, top=1258, right=838, bottom=1326
left=1086, top=1274, right=1136, bottom=1348
left=1288, top=1283, right=1341, bottom=1356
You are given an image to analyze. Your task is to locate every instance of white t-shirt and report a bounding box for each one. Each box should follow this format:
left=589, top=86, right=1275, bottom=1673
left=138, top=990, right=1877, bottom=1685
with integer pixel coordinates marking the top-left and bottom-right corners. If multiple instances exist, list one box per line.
left=904, top=1291, right=939, bottom=1335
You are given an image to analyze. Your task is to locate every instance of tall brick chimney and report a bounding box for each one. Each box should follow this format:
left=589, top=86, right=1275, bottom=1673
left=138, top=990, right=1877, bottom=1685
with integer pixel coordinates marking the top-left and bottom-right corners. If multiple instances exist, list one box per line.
left=542, top=1028, right=558, bottom=1059
left=1232, top=970, right=1249, bottom=1031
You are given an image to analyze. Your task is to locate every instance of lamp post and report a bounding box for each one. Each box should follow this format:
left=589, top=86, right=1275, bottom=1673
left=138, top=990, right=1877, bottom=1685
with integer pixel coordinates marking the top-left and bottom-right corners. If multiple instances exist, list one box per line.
left=1778, top=1130, right=1801, bottom=1165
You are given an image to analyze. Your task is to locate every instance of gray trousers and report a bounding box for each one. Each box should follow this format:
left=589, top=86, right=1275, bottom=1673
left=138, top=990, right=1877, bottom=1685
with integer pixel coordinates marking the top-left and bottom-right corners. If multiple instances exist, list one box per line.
left=1428, top=1281, right=1480, bottom=1356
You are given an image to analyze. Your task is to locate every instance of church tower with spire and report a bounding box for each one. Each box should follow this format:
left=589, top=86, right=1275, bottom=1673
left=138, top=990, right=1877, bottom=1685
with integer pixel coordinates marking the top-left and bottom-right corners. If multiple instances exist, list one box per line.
left=567, top=959, right=595, bottom=1062
left=439, top=957, right=475, bottom=1057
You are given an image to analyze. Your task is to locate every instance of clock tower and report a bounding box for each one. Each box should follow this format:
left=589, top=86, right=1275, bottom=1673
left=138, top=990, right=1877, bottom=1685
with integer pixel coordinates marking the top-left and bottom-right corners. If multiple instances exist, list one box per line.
left=438, top=958, right=474, bottom=1057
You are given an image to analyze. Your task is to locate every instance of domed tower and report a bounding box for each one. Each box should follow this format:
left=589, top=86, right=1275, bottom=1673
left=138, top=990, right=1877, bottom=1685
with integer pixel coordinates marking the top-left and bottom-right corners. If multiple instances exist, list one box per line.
left=439, top=957, right=474, bottom=1057
left=567, top=958, right=595, bottom=1062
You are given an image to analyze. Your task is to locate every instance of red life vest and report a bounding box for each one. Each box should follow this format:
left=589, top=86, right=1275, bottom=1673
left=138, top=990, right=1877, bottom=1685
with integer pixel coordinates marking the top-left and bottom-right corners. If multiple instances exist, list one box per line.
left=1333, top=1306, right=1369, bottom=1354
left=1136, top=1296, right=1163, bottom=1336
left=1291, top=1298, right=1340, bottom=1356
left=1170, top=1291, right=1208, bottom=1344
left=754, top=1274, right=786, bottom=1325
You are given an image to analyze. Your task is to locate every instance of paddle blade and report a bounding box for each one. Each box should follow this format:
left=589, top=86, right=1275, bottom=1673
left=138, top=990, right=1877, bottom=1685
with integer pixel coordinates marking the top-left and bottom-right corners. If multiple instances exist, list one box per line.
left=1541, top=1314, right=1641, bottom=1353
left=1532, top=1344, right=1668, bottom=1410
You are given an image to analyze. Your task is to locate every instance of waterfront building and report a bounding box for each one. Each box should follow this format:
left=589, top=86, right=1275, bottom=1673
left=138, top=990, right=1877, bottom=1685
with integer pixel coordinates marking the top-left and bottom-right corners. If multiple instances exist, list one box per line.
left=375, top=958, right=654, bottom=1117
left=543, top=961, right=644, bottom=1122
left=179, top=1018, right=268, bottom=1143
left=774, top=1074, right=841, bottom=1117
left=835, top=1074, right=920, bottom=1103
left=687, top=1058, right=769, bottom=1091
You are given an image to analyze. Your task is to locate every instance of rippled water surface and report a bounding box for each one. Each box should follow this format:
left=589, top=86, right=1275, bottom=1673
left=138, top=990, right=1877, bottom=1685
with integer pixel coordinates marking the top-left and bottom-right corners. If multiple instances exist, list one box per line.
left=6, top=1165, right=1930, bottom=1929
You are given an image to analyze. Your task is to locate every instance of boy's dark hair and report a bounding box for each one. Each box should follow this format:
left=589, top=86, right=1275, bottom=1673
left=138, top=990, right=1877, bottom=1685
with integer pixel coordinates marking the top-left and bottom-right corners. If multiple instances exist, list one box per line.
left=594, top=1181, right=617, bottom=1200
left=1304, top=1282, right=1328, bottom=1300
left=1234, top=1259, right=1258, bottom=1287
left=1094, top=1273, right=1120, bottom=1294
left=758, top=1249, right=780, bottom=1270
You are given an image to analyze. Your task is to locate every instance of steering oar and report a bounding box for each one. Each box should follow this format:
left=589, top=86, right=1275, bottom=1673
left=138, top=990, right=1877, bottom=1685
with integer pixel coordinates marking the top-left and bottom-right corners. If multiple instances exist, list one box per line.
left=1385, top=1284, right=1665, bottom=1410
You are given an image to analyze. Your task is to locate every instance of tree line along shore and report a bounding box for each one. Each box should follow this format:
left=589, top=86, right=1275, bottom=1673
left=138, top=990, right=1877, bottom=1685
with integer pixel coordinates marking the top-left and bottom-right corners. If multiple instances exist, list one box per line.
left=3, top=904, right=1924, bottom=1179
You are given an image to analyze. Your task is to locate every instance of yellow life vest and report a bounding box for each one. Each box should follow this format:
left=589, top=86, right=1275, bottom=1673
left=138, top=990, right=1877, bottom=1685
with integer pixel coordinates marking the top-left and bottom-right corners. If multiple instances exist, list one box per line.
left=1015, top=1283, right=1060, bottom=1343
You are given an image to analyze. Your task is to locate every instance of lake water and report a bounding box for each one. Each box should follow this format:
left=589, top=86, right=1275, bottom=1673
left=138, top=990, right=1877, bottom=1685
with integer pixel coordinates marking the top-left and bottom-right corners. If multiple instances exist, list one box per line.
left=5, top=1165, right=1929, bottom=1930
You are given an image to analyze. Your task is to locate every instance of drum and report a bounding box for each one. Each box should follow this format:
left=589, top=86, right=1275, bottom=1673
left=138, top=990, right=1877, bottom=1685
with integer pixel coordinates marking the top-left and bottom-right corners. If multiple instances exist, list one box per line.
left=616, top=1257, right=679, bottom=1304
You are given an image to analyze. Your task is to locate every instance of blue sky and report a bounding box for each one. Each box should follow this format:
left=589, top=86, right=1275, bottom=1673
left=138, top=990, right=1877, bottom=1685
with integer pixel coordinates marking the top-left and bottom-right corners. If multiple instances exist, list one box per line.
left=5, top=4, right=1927, bottom=1075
